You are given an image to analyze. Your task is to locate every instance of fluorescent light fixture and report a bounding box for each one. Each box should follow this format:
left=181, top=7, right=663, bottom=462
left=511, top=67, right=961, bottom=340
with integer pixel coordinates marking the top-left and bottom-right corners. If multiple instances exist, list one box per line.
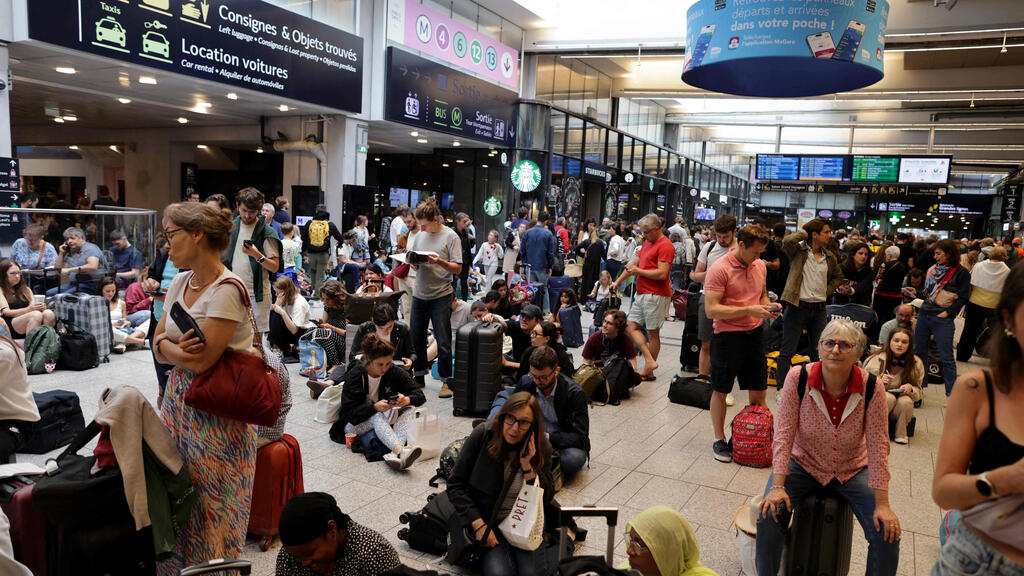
left=62, top=115, right=77, bottom=121
left=417, top=138, right=428, bottom=143
left=177, top=117, right=188, bottom=124
left=410, top=131, right=419, bottom=137
left=885, top=26, right=1024, bottom=38
left=68, top=145, right=79, bottom=150
left=53, top=117, right=64, bottom=123
left=886, top=43, right=1024, bottom=53
left=117, top=98, right=131, bottom=104
left=226, top=93, right=238, bottom=100
left=453, top=141, right=461, bottom=147
left=456, top=159, right=465, bottom=163
left=139, top=76, right=157, bottom=85
left=55, top=67, right=76, bottom=74
left=442, top=163, right=450, bottom=167
left=482, top=164, right=489, bottom=168
left=196, top=144, right=208, bottom=149
left=278, top=105, right=290, bottom=112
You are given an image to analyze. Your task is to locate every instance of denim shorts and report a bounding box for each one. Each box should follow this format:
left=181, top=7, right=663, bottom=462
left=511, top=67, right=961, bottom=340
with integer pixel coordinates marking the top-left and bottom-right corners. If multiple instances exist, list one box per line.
left=932, top=521, right=1024, bottom=576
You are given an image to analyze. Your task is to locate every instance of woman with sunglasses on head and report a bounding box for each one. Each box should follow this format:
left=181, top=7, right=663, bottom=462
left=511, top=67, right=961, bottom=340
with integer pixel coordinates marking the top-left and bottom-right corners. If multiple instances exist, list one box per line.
left=446, top=391, right=557, bottom=576
left=621, top=506, right=718, bottom=576
left=756, top=318, right=901, bottom=576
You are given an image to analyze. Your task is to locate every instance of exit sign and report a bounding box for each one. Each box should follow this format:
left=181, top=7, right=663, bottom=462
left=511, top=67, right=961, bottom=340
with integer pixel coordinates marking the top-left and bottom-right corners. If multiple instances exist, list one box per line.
left=357, top=145, right=369, bottom=153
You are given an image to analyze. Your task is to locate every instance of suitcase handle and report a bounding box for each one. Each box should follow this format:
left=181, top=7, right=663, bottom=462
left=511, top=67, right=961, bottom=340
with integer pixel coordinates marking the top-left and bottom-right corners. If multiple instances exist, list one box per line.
left=558, top=506, right=618, bottom=565
left=179, top=558, right=252, bottom=576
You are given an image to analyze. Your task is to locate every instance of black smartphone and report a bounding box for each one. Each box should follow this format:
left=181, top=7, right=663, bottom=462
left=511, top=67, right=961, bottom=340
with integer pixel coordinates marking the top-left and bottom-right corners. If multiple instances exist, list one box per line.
left=169, top=302, right=206, bottom=344
left=520, top=424, right=535, bottom=458
left=243, top=239, right=254, bottom=248
left=388, top=393, right=401, bottom=403
left=145, top=290, right=164, bottom=296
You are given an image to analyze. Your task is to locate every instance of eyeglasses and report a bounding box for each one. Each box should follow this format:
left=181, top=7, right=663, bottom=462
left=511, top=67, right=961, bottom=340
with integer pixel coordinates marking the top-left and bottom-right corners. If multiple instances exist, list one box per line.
left=531, top=369, right=557, bottom=384
left=821, top=339, right=855, bottom=352
left=503, top=414, right=533, bottom=432
left=530, top=331, right=544, bottom=338
left=7, top=270, right=21, bottom=276
left=626, top=536, right=649, bottom=554
left=163, top=227, right=185, bottom=241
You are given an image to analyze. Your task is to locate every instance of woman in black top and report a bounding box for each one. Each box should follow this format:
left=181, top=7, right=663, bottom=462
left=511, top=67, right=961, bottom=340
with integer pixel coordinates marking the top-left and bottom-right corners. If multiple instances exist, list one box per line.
left=834, top=241, right=873, bottom=306
left=447, top=392, right=557, bottom=576
left=333, top=334, right=426, bottom=470
left=514, top=321, right=574, bottom=381
left=0, top=259, right=54, bottom=338
left=573, top=229, right=605, bottom=301
left=932, top=264, right=1024, bottom=571
left=873, top=245, right=907, bottom=332
left=347, top=304, right=415, bottom=368
left=490, top=279, right=514, bottom=318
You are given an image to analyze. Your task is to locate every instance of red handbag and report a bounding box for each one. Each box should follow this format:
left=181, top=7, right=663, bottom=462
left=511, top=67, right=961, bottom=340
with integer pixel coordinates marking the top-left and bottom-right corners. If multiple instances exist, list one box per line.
left=184, top=277, right=282, bottom=427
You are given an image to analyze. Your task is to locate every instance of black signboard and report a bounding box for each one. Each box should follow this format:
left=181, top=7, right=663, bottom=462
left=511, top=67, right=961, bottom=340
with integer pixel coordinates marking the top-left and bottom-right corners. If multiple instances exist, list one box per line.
left=1005, top=184, right=1022, bottom=223
left=0, top=158, right=20, bottom=192
left=385, top=47, right=516, bottom=147
left=868, top=194, right=992, bottom=216
left=181, top=162, right=198, bottom=201
left=27, top=0, right=363, bottom=112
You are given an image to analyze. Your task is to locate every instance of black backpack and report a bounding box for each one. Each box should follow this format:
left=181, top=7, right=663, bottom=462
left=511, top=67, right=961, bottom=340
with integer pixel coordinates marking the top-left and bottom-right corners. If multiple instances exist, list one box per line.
left=58, top=328, right=98, bottom=371
left=504, top=227, right=516, bottom=249
left=397, top=492, right=457, bottom=556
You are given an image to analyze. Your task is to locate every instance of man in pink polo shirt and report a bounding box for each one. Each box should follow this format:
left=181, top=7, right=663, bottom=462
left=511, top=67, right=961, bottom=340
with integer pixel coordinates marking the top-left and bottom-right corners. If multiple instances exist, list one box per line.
left=704, top=224, right=781, bottom=463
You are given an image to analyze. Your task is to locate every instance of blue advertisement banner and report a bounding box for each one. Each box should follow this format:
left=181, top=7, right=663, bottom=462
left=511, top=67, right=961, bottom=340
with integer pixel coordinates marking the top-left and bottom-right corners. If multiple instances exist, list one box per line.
left=682, top=0, right=889, bottom=97
left=27, top=0, right=364, bottom=112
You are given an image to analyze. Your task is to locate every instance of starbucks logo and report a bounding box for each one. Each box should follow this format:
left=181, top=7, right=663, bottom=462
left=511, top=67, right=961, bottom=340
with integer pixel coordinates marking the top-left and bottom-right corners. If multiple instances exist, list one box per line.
left=511, top=160, right=542, bottom=192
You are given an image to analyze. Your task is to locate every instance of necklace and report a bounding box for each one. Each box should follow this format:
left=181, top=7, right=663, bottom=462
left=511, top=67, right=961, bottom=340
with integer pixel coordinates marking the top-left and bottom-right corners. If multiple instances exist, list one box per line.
left=188, top=269, right=219, bottom=291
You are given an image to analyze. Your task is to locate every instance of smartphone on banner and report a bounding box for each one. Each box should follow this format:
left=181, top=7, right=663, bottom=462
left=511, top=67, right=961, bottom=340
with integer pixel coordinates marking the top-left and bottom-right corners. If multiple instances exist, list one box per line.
left=685, top=24, right=717, bottom=71
left=832, top=20, right=866, bottom=62
left=806, top=32, right=835, bottom=58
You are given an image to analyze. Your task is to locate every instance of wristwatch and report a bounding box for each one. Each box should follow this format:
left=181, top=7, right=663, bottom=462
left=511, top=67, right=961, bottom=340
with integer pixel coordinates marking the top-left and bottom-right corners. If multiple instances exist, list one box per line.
left=976, top=472, right=997, bottom=498
left=257, top=256, right=266, bottom=264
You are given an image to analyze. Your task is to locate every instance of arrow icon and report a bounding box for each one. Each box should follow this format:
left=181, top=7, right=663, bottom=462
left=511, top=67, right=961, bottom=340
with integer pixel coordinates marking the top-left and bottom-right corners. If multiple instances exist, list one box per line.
left=504, top=60, right=511, bottom=72
left=412, top=69, right=420, bottom=80
left=400, top=65, right=407, bottom=76
left=508, top=126, right=515, bottom=139
left=424, top=73, right=431, bottom=83
left=8, top=161, right=14, bottom=166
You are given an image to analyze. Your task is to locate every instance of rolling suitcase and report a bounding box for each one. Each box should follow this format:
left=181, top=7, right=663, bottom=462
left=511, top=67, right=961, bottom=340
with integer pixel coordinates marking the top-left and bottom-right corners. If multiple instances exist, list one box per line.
left=20, top=389, right=86, bottom=454
left=397, top=491, right=457, bottom=556
left=248, top=434, right=304, bottom=551
left=679, top=286, right=701, bottom=372
left=0, top=475, right=47, bottom=576
left=559, top=306, right=584, bottom=348
left=782, top=492, right=854, bottom=576
left=53, top=293, right=113, bottom=364
left=451, top=322, right=504, bottom=417
left=557, top=506, right=619, bottom=572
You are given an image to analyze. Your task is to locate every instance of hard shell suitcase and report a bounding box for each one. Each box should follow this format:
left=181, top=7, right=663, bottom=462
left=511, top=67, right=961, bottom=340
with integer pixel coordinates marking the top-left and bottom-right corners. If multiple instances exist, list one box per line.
left=679, top=286, right=701, bottom=371
left=782, top=492, right=854, bottom=576
left=53, top=293, right=113, bottom=364
left=557, top=506, right=619, bottom=568
left=20, top=389, right=86, bottom=454
left=0, top=475, right=47, bottom=576
left=559, top=306, right=584, bottom=348
left=451, top=322, right=504, bottom=417
left=248, top=434, right=304, bottom=551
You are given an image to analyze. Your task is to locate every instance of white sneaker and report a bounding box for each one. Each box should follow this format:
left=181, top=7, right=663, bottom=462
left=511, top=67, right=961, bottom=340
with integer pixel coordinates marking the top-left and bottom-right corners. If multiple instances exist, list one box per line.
left=725, top=393, right=735, bottom=407
left=113, top=343, right=126, bottom=354
left=893, top=437, right=909, bottom=445
left=383, top=452, right=401, bottom=470
left=399, top=446, right=422, bottom=470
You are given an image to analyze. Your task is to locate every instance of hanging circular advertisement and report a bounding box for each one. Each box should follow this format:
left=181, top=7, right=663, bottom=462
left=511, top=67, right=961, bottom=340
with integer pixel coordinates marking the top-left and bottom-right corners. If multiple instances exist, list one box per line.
left=483, top=196, right=503, bottom=217
left=511, top=160, right=542, bottom=192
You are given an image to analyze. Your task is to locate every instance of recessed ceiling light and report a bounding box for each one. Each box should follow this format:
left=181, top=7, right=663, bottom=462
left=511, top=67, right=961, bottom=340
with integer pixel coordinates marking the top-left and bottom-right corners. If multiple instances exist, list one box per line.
left=482, top=164, right=489, bottom=168
left=442, top=163, right=450, bottom=167
left=117, top=98, right=131, bottom=104
left=196, top=101, right=212, bottom=108
left=196, top=144, right=208, bottom=149
left=68, top=145, right=79, bottom=150
left=177, top=117, right=188, bottom=124
left=139, top=76, right=157, bottom=85
left=453, top=141, right=461, bottom=147
left=109, top=145, right=118, bottom=152
left=226, top=93, right=238, bottom=100
left=53, top=117, right=64, bottom=123
left=256, top=146, right=264, bottom=153
left=55, top=67, right=76, bottom=74
left=374, top=157, right=380, bottom=161
left=456, top=159, right=465, bottom=163
left=62, top=115, right=77, bottom=122
left=279, top=105, right=290, bottom=112
left=417, top=138, right=428, bottom=143
left=410, top=131, right=419, bottom=137
left=381, top=162, right=386, bottom=166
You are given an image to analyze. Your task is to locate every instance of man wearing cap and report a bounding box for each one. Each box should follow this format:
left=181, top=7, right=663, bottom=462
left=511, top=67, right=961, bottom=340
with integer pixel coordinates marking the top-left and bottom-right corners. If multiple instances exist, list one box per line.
left=506, top=304, right=543, bottom=362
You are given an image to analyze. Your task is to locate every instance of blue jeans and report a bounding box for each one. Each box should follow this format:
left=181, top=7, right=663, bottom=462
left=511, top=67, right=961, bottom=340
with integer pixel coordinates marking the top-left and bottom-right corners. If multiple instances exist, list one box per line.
left=670, top=269, right=684, bottom=292
left=482, top=533, right=556, bottom=576
left=128, top=310, right=150, bottom=327
left=755, top=459, right=900, bottom=576
left=412, top=293, right=454, bottom=380
left=529, top=268, right=549, bottom=311
left=45, top=283, right=77, bottom=297
left=558, top=447, right=588, bottom=477
left=488, top=389, right=512, bottom=421
left=605, top=260, right=622, bottom=284
left=915, top=312, right=957, bottom=396
left=932, top=521, right=1024, bottom=576
left=339, top=263, right=361, bottom=293
left=777, top=304, right=827, bottom=382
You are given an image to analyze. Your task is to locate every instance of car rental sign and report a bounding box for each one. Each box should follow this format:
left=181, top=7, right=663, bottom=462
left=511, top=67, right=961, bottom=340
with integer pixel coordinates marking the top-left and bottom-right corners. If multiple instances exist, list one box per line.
left=27, top=0, right=364, bottom=113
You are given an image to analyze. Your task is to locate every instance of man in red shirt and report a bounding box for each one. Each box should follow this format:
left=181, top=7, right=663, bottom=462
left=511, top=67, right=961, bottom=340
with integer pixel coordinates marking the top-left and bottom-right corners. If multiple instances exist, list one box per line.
left=612, top=214, right=674, bottom=380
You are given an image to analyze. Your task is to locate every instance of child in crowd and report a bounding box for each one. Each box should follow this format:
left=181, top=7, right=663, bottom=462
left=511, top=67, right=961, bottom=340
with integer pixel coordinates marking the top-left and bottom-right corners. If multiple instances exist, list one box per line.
left=356, top=264, right=393, bottom=294
left=552, top=287, right=579, bottom=328
left=588, top=270, right=615, bottom=303
left=472, top=230, right=505, bottom=285
left=279, top=222, right=303, bottom=287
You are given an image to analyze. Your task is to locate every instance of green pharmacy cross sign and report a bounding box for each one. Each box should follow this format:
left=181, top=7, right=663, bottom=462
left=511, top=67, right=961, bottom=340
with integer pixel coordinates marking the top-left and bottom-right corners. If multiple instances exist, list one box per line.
left=483, top=196, right=503, bottom=217
left=511, top=160, right=541, bottom=192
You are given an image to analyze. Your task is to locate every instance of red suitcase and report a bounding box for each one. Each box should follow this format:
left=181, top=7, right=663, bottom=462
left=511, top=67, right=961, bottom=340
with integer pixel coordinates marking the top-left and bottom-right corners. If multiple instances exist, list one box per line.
left=0, top=475, right=47, bottom=576
left=248, top=434, right=304, bottom=550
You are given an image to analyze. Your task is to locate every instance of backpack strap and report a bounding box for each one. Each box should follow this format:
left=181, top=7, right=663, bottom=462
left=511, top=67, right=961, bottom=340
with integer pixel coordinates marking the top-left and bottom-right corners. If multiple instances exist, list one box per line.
left=863, top=372, right=877, bottom=428
left=797, top=364, right=808, bottom=403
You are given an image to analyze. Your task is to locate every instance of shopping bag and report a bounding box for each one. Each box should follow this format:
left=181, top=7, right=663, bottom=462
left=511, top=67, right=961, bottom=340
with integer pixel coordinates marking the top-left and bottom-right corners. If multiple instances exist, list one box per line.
left=314, top=384, right=343, bottom=424
left=407, top=408, right=442, bottom=460
left=498, top=476, right=545, bottom=550
left=299, top=332, right=328, bottom=379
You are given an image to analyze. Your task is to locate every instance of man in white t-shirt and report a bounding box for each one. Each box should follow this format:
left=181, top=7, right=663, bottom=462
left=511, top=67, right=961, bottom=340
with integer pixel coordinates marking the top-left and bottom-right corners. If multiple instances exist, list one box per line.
left=225, top=187, right=282, bottom=334
left=687, top=214, right=738, bottom=404
left=389, top=204, right=409, bottom=255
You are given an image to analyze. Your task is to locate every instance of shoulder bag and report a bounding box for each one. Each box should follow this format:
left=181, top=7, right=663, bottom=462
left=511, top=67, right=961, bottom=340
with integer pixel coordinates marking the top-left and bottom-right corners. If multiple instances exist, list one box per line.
left=184, top=276, right=283, bottom=427
left=934, top=266, right=960, bottom=308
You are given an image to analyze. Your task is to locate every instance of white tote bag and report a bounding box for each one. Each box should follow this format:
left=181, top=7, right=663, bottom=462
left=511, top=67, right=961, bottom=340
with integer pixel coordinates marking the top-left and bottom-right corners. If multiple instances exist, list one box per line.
left=406, top=408, right=441, bottom=460
left=498, top=476, right=545, bottom=550
left=314, top=385, right=343, bottom=424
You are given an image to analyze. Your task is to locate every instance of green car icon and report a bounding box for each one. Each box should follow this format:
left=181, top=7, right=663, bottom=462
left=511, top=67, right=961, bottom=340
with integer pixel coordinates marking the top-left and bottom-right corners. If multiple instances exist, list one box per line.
left=95, top=17, right=126, bottom=47
left=142, top=31, right=170, bottom=57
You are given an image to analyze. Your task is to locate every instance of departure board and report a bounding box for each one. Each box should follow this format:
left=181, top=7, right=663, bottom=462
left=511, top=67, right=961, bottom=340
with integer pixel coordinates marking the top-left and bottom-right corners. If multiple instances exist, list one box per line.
left=756, top=155, right=800, bottom=180
left=799, top=156, right=846, bottom=181
left=852, top=156, right=900, bottom=182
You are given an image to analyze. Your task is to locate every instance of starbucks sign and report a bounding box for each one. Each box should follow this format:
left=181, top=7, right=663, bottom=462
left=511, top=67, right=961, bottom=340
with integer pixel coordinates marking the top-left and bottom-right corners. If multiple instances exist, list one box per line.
left=511, top=160, right=542, bottom=192
left=483, top=196, right=503, bottom=217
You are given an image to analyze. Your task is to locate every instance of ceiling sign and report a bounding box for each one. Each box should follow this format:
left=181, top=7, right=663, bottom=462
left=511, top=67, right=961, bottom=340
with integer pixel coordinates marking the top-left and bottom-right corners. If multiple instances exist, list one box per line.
left=27, top=0, right=364, bottom=112
left=682, top=0, right=889, bottom=97
left=387, top=0, right=518, bottom=90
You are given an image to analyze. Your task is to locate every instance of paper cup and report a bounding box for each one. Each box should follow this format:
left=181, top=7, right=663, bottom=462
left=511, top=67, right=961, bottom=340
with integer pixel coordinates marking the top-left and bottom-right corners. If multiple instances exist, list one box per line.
left=345, top=433, right=356, bottom=448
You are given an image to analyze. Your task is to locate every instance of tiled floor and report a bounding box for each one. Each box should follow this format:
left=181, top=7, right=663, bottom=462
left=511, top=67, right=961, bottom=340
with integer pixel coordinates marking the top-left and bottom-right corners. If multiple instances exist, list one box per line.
left=18, top=307, right=967, bottom=576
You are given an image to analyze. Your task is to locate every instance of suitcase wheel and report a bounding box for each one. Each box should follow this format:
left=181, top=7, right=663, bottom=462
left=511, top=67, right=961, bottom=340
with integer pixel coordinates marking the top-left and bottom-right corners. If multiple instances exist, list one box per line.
left=399, top=512, right=411, bottom=524
left=398, top=528, right=409, bottom=541
left=453, top=408, right=465, bottom=417
left=260, top=535, right=273, bottom=551
left=426, top=493, right=435, bottom=502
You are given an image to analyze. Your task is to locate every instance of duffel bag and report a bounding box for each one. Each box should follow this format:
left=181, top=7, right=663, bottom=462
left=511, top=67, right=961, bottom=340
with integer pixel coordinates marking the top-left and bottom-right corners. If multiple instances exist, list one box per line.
left=20, top=390, right=85, bottom=454
left=667, top=374, right=712, bottom=410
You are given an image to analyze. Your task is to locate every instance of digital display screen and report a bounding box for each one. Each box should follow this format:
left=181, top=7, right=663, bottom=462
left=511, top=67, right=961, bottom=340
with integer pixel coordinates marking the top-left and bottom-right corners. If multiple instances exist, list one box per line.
left=756, top=155, right=800, bottom=181
left=695, top=206, right=717, bottom=220
left=899, top=157, right=951, bottom=185
left=852, top=156, right=900, bottom=182
left=389, top=187, right=409, bottom=208
left=799, top=156, right=846, bottom=181
left=441, top=192, right=455, bottom=211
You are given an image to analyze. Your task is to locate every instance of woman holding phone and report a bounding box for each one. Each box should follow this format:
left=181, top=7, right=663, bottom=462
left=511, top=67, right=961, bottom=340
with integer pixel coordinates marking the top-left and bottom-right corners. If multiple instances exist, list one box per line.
left=0, top=259, right=55, bottom=338
left=863, top=328, right=924, bottom=445
left=446, top=392, right=557, bottom=576
left=334, top=334, right=426, bottom=470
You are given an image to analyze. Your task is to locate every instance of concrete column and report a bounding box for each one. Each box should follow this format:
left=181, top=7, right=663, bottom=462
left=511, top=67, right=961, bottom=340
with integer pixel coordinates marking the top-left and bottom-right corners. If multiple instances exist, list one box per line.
left=124, top=137, right=173, bottom=213
left=0, top=45, right=11, bottom=158
left=324, top=115, right=368, bottom=224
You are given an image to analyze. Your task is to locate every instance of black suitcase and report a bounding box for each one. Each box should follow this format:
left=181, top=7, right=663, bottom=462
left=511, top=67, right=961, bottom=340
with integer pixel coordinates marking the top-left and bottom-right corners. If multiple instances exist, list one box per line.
left=782, top=492, right=853, bottom=576
left=397, top=491, right=456, bottom=556
left=679, top=287, right=701, bottom=371
left=557, top=506, right=619, bottom=572
left=57, top=329, right=99, bottom=371
left=20, top=390, right=85, bottom=454
left=451, top=322, right=504, bottom=417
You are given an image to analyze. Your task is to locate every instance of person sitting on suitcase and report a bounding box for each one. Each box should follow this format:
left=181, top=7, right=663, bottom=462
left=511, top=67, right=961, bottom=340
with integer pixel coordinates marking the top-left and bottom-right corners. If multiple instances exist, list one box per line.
left=335, top=334, right=427, bottom=471
left=756, top=319, right=901, bottom=576
left=49, top=226, right=104, bottom=296
left=277, top=492, right=400, bottom=576
left=551, top=287, right=579, bottom=332
left=581, top=310, right=639, bottom=404
left=621, top=505, right=718, bottom=576
left=447, top=392, right=558, bottom=576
